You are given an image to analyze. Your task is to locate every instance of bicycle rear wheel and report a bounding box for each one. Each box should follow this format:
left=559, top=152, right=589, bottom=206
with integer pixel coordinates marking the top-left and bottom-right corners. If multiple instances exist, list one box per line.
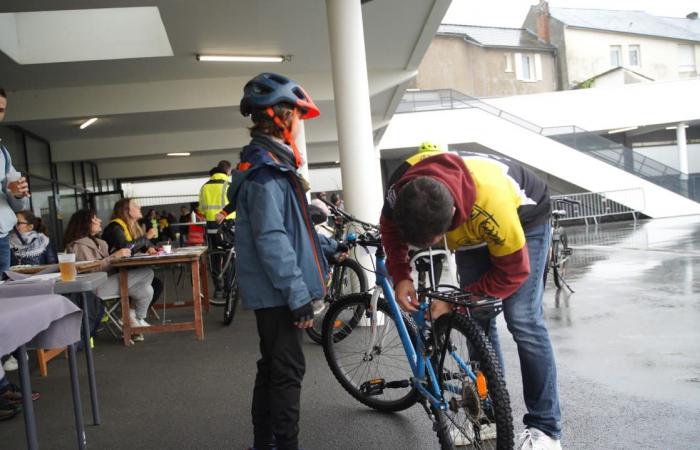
left=432, top=314, right=513, bottom=450
left=307, top=258, right=367, bottom=344
left=207, top=249, right=228, bottom=306
left=322, top=293, right=419, bottom=412
left=552, top=230, right=569, bottom=289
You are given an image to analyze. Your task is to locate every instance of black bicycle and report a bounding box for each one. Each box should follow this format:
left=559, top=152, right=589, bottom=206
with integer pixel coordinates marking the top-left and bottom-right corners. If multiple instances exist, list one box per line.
left=206, top=220, right=239, bottom=325
left=544, top=198, right=580, bottom=292
left=306, top=200, right=370, bottom=344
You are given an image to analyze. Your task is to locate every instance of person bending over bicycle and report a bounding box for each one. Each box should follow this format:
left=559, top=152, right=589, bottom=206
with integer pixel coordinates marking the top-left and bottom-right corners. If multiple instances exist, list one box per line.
left=380, top=146, right=563, bottom=450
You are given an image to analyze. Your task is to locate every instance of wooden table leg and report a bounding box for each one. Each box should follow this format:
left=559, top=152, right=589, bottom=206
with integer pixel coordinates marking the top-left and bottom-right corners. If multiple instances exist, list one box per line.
left=191, top=260, right=204, bottom=340
left=200, top=255, right=210, bottom=313
left=119, top=268, right=132, bottom=346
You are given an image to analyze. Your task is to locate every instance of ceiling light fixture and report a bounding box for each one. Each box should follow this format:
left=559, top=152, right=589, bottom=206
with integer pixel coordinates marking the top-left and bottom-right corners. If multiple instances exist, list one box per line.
left=665, top=124, right=689, bottom=130
left=167, top=152, right=191, bottom=156
left=607, top=126, right=638, bottom=134
left=79, top=117, right=98, bottom=130
left=196, top=54, right=289, bottom=63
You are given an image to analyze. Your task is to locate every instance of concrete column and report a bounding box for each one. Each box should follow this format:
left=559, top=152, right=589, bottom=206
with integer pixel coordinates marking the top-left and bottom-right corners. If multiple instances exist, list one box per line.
left=677, top=122, right=689, bottom=180
left=326, top=0, right=383, bottom=223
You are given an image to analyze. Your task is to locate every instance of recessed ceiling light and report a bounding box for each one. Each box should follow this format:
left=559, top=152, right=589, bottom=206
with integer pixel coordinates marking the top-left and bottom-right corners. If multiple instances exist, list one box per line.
left=167, top=152, right=190, bottom=156
left=196, top=54, right=287, bottom=63
left=79, top=118, right=98, bottom=129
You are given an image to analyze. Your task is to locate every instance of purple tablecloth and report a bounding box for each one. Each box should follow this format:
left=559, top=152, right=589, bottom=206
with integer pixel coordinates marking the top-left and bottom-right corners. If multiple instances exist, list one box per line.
left=0, top=291, right=82, bottom=379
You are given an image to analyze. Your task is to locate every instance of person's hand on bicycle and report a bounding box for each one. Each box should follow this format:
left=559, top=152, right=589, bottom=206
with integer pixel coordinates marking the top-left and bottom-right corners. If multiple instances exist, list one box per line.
left=395, top=279, right=419, bottom=313
left=291, top=302, right=314, bottom=329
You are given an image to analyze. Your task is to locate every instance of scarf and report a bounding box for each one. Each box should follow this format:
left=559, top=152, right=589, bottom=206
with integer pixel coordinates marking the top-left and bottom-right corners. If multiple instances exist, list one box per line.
left=249, top=133, right=311, bottom=192
left=110, top=218, right=133, bottom=241
left=9, top=229, right=50, bottom=260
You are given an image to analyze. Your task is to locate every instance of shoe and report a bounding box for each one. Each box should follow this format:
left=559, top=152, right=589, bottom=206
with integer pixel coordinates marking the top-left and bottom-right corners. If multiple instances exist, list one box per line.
left=312, top=299, right=326, bottom=316
left=131, top=334, right=145, bottom=342
left=137, top=318, right=151, bottom=327
left=0, top=398, right=20, bottom=422
left=2, top=356, right=18, bottom=372
left=1, top=383, right=40, bottom=405
left=518, top=427, right=562, bottom=450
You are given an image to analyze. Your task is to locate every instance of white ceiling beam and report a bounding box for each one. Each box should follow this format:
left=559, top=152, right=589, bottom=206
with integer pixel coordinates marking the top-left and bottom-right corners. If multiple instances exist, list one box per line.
left=7, top=69, right=415, bottom=122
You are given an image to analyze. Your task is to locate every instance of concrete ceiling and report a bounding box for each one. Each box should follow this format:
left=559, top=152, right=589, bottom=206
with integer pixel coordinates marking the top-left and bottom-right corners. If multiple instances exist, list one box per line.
left=0, top=0, right=451, bottom=180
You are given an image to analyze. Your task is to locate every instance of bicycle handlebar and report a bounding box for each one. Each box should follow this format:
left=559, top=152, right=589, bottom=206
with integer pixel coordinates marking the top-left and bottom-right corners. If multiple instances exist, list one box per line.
left=320, top=198, right=379, bottom=233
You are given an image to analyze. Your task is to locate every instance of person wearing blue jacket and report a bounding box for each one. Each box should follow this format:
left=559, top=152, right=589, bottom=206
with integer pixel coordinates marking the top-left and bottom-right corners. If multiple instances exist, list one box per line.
left=228, top=73, right=326, bottom=450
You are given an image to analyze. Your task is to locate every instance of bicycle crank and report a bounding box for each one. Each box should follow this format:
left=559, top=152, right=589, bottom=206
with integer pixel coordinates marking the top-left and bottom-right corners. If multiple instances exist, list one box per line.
left=359, top=378, right=411, bottom=396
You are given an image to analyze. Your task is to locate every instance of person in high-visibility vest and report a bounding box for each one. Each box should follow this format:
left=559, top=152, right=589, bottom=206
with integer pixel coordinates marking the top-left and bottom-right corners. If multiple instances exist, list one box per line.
left=198, top=160, right=234, bottom=298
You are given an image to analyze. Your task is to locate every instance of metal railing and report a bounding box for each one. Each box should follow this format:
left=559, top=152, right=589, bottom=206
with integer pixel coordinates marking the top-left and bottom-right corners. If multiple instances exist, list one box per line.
left=551, top=188, right=645, bottom=225
left=398, top=89, right=698, bottom=202
left=132, top=194, right=198, bottom=208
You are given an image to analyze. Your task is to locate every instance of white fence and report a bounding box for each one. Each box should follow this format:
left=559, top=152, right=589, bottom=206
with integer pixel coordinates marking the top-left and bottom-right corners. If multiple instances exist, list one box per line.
left=551, top=188, right=645, bottom=225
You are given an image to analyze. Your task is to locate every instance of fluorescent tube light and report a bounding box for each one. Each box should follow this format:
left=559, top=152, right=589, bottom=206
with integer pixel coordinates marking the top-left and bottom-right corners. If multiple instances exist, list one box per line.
left=79, top=118, right=98, bottom=129
left=196, top=54, right=285, bottom=63
left=406, top=88, right=420, bottom=92
left=167, top=152, right=190, bottom=156
left=607, top=126, right=638, bottom=134
left=665, top=125, right=688, bottom=130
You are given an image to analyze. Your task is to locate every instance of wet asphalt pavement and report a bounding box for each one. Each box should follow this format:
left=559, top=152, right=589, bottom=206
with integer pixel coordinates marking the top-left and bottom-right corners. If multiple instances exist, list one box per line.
left=1, top=215, right=699, bottom=449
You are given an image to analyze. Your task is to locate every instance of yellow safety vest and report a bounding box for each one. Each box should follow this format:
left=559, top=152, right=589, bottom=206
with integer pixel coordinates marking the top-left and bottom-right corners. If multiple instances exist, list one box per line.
left=198, top=173, right=235, bottom=221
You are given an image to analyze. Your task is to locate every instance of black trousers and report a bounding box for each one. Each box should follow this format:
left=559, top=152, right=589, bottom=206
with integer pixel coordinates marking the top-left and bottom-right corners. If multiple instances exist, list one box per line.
left=252, top=307, right=306, bottom=450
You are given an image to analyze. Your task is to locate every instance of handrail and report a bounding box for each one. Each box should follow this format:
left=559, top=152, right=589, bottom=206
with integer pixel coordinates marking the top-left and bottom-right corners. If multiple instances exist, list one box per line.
left=398, top=89, right=698, bottom=202
left=551, top=188, right=645, bottom=225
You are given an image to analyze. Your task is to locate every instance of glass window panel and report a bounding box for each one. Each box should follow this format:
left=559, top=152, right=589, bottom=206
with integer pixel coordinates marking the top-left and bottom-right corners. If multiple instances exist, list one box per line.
left=55, top=162, right=74, bottom=186
left=0, top=126, right=27, bottom=172
left=84, top=162, right=95, bottom=192
left=25, top=134, right=51, bottom=179
left=628, top=45, right=640, bottom=66
left=610, top=45, right=621, bottom=67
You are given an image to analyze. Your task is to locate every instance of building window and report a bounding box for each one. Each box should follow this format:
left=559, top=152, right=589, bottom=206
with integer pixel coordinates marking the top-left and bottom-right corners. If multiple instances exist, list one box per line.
left=610, top=45, right=622, bottom=67
left=515, top=53, right=542, bottom=82
left=628, top=45, right=641, bottom=66
left=679, top=44, right=696, bottom=72
left=505, top=53, right=513, bottom=72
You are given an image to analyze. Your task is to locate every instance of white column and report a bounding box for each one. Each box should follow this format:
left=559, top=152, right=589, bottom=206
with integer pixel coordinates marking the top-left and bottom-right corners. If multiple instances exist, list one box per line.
left=326, top=0, right=383, bottom=223
left=677, top=122, right=689, bottom=180
left=296, top=121, right=311, bottom=200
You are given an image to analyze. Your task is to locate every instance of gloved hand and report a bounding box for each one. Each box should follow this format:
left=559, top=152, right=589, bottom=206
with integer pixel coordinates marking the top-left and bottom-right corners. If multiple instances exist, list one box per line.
left=291, top=302, right=314, bottom=329
left=336, top=242, right=349, bottom=253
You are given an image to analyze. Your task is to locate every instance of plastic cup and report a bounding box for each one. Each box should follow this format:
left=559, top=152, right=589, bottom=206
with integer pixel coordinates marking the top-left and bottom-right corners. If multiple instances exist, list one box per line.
left=58, top=253, right=77, bottom=282
left=6, top=171, right=21, bottom=194
left=162, top=244, right=172, bottom=254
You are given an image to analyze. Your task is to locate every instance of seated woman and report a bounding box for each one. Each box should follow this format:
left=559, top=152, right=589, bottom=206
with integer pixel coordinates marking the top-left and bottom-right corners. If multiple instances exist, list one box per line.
left=102, top=198, right=164, bottom=311
left=64, top=209, right=154, bottom=341
left=9, top=210, right=57, bottom=266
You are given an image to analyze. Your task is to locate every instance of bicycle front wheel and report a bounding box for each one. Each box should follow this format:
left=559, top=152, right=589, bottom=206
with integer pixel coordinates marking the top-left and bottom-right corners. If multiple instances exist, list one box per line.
left=432, top=314, right=513, bottom=450
left=222, top=276, right=239, bottom=326
left=307, top=258, right=367, bottom=344
left=553, top=230, right=569, bottom=289
left=207, top=249, right=228, bottom=306
left=322, top=293, right=418, bottom=412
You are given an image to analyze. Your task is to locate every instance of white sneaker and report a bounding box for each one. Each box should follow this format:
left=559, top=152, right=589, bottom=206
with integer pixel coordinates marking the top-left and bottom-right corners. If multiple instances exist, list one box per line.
left=3, top=356, right=18, bottom=372
left=138, top=318, right=151, bottom=327
left=518, top=427, right=562, bottom=450
left=128, top=309, right=140, bottom=328
left=131, top=334, right=145, bottom=342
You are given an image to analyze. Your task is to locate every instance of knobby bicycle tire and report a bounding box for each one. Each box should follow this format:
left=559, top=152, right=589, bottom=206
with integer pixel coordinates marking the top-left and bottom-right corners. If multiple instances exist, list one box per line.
left=432, top=314, right=513, bottom=450
left=553, top=230, right=569, bottom=289
left=307, top=258, right=367, bottom=344
left=222, top=276, right=239, bottom=326
left=322, top=293, right=419, bottom=412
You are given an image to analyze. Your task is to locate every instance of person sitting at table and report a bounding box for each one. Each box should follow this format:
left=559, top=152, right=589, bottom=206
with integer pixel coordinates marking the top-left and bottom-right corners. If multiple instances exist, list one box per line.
left=102, top=198, right=164, bottom=313
left=65, top=209, right=155, bottom=341
left=9, top=210, right=57, bottom=266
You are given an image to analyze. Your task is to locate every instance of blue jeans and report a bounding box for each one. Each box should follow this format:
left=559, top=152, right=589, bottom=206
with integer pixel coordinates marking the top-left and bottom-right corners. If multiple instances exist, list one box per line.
left=0, top=235, right=10, bottom=274
left=456, top=222, right=561, bottom=439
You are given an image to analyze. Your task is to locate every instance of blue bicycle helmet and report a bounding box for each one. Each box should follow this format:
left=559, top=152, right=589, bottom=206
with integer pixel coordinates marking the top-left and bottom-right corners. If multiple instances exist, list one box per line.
left=240, top=73, right=320, bottom=119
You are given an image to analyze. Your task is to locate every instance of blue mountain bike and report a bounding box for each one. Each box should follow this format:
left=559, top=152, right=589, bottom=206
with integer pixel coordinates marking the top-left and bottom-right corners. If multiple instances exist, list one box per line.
left=322, top=230, right=513, bottom=449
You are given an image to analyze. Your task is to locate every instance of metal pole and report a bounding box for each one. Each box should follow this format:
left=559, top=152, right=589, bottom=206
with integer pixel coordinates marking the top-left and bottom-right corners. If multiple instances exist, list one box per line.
left=80, top=292, right=101, bottom=425
left=17, top=345, right=39, bottom=450
left=67, top=343, right=87, bottom=449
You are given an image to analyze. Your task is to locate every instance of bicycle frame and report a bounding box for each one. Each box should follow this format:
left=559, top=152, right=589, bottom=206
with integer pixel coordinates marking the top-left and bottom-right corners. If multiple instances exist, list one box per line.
left=368, top=248, right=478, bottom=411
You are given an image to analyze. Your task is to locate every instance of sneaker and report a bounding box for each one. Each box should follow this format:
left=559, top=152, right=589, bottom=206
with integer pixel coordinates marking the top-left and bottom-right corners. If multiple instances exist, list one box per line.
left=137, top=318, right=151, bottom=327
left=131, top=334, right=145, bottom=342
left=312, top=299, right=326, bottom=316
left=518, top=427, right=562, bottom=450
left=2, top=356, right=18, bottom=372
left=0, top=398, right=20, bottom=422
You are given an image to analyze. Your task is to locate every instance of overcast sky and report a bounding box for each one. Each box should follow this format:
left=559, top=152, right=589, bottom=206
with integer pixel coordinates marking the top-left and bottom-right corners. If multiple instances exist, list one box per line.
left=443, top=0, right=700, bottom=27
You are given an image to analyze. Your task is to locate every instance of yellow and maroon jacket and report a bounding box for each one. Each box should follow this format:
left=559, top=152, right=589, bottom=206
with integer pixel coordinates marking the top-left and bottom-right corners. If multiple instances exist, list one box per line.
left=380, top=151, right=550, bottom=299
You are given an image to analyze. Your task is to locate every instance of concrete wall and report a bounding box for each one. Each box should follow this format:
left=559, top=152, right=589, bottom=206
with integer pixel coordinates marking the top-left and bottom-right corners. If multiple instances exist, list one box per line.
left=415, top=35, right=556, bottom=97
left=563, top=28, right=700, bottom=87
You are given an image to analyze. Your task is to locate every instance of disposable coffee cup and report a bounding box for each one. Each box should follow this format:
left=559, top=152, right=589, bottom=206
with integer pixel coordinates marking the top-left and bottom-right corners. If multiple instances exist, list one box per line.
left=162, top=244, right=172, bottom=254
left=58, top=253, right=77, bottom=282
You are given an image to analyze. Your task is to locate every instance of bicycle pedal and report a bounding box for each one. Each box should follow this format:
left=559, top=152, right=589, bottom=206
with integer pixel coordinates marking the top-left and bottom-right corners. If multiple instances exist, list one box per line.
left=360, top=378, right=385, bottom=396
